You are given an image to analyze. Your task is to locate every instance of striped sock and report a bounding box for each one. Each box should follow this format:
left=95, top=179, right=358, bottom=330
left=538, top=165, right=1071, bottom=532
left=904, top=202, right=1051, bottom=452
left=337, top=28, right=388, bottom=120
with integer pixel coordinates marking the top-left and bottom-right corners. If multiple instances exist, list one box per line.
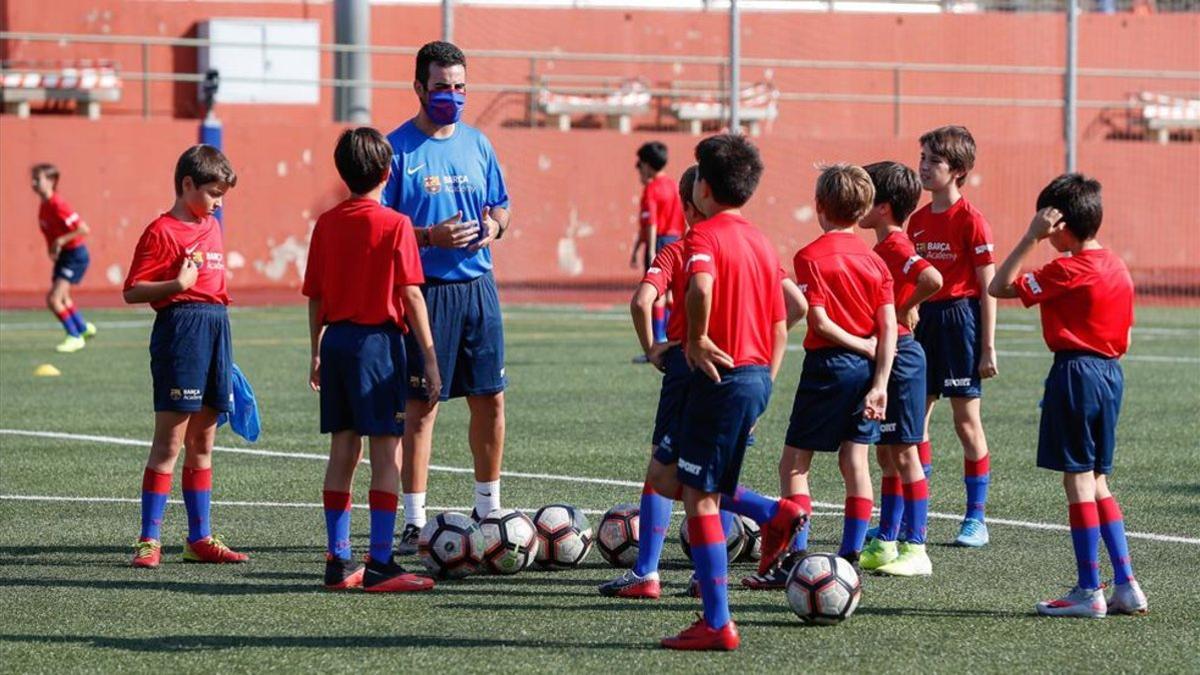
left=181, top=467, right=212, bottom=543
left=139, top=468, right=172, bottom=541
left=964, top=455, right=990, bottom=522
left=786, top=494, right=812, bottom=551
left=1097, top=496, right=1135, bottom=584
left=633, top=482, right=673, bottom=577
left=688, top=514, right=731, bottom=629
left=651, top=306, right=667, bottom=343
left=369, top=490, right=399, bottom=564
left=903, top=478, right=929, bottom=544
left=840, top=496, right=874, bottom=558
left=54, top=307, right=80, bottom=337
left=65, top=302, right=87, bottom=335
left=878, top=476, right=904, bottom=542
left=918, top=440, right=933, bottom=477
left=323, top=490, right=353, bottom=560
left=719, top=485, right=779, bottom=524
left=1069, top=501, right=1101, bottom=590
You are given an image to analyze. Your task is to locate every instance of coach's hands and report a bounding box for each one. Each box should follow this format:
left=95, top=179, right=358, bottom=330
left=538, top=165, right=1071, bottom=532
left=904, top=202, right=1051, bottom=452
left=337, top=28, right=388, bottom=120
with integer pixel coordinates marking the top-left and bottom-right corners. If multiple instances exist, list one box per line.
left=428, top=211, right=480, bottom=249
left=469, top=207, right=500, bottom=252
left=687, top=334, right=734, bottom=383
left=863, top=386, right=887, bottom=421
left=979, top=346, right=998, bottom=379
left=647, top=340, right=679, bottom=373
left=309, top=357, right=321, bottom=391
left=177, top=255, right=200, bottom=291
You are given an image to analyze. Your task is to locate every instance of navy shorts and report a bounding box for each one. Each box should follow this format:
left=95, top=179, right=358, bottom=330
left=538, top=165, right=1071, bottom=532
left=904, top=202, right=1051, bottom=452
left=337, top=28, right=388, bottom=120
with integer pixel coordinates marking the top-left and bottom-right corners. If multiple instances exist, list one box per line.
left=1037, top=352, right=1124, bottom=475
left=320, top=322, right=408, bottom=436
left=879, top=336, right=927, bottom=446
left=651, top=345, right=690, bottom=464
left=655, top=234, right=681, bottom=254
left=405, top=271, right=506, bottom=401
left=150, top=303, right=232, bottom=414
left=916, top=297, right=982, bottom=399
left=785, top=348, right=880, bottom=453
left=52, top=246, right=90, bottom=285
left=675, top=365, right=772, bottom=494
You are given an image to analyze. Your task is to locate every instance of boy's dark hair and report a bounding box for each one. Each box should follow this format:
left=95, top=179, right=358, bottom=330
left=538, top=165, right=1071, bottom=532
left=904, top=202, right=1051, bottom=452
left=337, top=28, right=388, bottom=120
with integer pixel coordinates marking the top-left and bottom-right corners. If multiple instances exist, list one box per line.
left=693, top=134, right=763, bottom=207
left=919, top=125, right=976, bottom=187
left=1036, top=173, right=1103, bottom=241
left=816, top=163, right=875, bottom=225
left=863, top=161, right=922, bottom=224
left=174, top=144, right=237, bottom=196
left=334, top=127, right=392, bottom=195
left=415, top=41, right=466, bottom=87
left=31, top=163, right=60, bottom=187
left=678, top=164, right=698, bottom=208
left=637, top=142, right=669, bottom=172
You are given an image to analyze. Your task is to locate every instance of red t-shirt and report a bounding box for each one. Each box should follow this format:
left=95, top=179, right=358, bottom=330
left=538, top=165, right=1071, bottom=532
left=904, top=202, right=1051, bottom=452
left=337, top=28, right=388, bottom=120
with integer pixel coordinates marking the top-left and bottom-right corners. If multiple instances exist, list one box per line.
left=1013, top=248, right=1134, bottom=358
left=124, top=212, right=230, bottom=311
left=684, top=212, right=785, bottom=367
left=873, top=230, right=933, bottom=338
left=907, top=197, right=993, bottom=301
left=39, top=194, right=85, bottom=251
left=639, top=175, right=686, bottom=241
left=302, top=198, right=425, bottom=329
left=641, top=240, right=688, bottom=342
left=794, top=231, right=894, bottom=352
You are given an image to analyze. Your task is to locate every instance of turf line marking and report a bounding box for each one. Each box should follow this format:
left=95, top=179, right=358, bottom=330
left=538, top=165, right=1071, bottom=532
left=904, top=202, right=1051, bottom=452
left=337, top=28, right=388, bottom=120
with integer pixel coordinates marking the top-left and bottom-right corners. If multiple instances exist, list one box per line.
left=782, top=345, right=1200, bottom=363
left=2, top=429, right=1197, bottom=545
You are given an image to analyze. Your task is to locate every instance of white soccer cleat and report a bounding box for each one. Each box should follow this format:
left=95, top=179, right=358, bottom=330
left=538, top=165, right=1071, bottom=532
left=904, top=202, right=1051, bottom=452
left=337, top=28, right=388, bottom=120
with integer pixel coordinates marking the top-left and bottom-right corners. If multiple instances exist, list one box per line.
left=1107, top=580, right=1148, bottom=616
left=1036, top=585, right=1106, bottom=619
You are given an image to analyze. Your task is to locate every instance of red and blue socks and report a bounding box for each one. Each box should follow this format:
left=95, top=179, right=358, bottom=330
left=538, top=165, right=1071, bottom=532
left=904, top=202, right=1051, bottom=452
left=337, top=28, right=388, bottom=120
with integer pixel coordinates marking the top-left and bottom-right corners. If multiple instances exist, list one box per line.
left=65, top=302, right=87, bottom=335
left=688, top=514, right=731, bottom=630
left=182, top=467, right=212, bottom=543
left=964, top=455, right=990, bottom=522
left=323, top=490, right=353, bottom=560
left=369, top=490, right=399, bottom=564
left=139, top=468, right=172, bottom=541
left=878, top=476, right=904, bottom=542
left=651, top=305, right=667, bottom=344
left=902, top=478, right=930, bottom=544
left=1097, top=496, right=1135, bottom=584
left=787, top=494, right=812, bottom=551
left=840, top=496, right=874, bottom=558
left=1068, top=501, right=1101, bottom=590
left=54, top=307, right=81, bottom=337
left=918, top=440, right=933, bottom=478
left=719, top=485, right=779, bottom=524
left=634, top=482, right=673, bottom=576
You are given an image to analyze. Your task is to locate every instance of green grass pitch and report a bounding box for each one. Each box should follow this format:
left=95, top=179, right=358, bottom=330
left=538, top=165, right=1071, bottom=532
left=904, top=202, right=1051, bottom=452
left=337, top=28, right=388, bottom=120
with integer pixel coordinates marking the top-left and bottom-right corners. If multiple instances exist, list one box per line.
left=1, top=303, right=1198, bottom=672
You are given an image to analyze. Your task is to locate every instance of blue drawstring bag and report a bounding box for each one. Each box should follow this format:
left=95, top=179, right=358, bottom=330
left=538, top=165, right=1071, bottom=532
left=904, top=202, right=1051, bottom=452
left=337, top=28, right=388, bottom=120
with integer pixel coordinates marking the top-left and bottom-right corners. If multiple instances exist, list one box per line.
left=218, top=363, right=261, bottom=442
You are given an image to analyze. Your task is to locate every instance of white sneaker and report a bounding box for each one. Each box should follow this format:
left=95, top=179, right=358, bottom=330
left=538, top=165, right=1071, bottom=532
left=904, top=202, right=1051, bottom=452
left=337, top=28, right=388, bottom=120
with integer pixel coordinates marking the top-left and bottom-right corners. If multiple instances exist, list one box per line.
left=1107, top=580, right=1148, bottom=615
left=1036, top=585, right=1106, bottom=619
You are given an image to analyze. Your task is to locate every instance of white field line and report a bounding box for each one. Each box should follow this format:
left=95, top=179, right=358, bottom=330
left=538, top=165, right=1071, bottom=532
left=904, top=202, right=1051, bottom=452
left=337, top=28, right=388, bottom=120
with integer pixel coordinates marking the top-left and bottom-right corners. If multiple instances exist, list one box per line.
left=783, top=344, right=1200, bottom=364
left=2, top=428, right=1197, bottom=546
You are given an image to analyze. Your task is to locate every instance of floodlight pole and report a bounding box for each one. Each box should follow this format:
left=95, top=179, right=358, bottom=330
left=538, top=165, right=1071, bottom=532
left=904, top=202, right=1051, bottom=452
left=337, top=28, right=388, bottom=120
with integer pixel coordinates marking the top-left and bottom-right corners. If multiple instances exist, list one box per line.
left=334, top=0, right=371, bottom=123
left=729, top=0, right=741, bottom=134
left=443, top=0, right=454, bottom=43
left=1065, top=0, right=1078, bottom=173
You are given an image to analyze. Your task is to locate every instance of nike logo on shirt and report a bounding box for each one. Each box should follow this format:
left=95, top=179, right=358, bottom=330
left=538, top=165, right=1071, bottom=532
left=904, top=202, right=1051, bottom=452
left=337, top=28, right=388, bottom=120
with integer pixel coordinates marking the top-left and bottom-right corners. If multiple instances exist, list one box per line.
left=407, top=164, right=426, bottom=175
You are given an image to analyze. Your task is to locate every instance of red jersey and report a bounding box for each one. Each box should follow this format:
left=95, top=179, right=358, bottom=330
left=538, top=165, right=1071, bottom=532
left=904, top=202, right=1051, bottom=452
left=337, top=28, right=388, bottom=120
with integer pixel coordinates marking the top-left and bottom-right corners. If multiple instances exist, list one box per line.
left=794, top=231, right=894, bottom=352
left=124, top=212, right=230, bottom=311
left=302, top=198, right=425, bottom=329
left=907, top=197, right=993, bottom=301
left=39, top=194, right=85, bottom=251
left=639, top=175, right=686, bottom=241
left=873, top=230, right=933, bottom=338
left=641, top=240, right=687, bottom=342
left=684, top=212, right=785, bottom=367
left=1013, top=248, right=1134, bottom=358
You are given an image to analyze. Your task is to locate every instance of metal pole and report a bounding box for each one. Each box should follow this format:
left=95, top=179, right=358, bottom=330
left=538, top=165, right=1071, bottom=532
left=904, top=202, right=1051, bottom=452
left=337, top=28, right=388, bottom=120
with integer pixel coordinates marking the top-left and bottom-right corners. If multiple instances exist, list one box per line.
left=729, top=0, right=740, bottom=134
left=1065, top=0, right=1078, bottom=173
left=443, top=0, right=454, bottom=43
left=334, top=0, right=371, bottom=123
left=141, top=42, right=150, bottom=119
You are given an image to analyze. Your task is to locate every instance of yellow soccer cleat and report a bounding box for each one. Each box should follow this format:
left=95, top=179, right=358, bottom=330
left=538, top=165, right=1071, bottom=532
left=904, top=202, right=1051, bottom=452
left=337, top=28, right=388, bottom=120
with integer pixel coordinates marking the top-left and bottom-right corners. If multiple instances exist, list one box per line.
left=55, top=335, right=86, bottom=353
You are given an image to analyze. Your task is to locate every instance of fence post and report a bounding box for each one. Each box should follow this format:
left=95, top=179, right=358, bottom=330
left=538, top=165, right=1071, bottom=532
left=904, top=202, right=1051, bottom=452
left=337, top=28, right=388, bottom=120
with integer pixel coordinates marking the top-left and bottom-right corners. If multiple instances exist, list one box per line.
left=1065, top=0, right=1078, bottom=173
left=528, top=57, right=537, bottom=128
left=893, top=67, right=901, bottom=138
left=729, top=0, right=741, bottom=134
left=141, top=41, right=149, bottom=119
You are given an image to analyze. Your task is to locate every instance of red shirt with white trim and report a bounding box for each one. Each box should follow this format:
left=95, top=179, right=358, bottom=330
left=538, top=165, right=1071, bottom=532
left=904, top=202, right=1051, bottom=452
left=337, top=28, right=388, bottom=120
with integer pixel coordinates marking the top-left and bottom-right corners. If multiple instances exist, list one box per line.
left=641, top=240, right=687, bottom=342
left=124, top=212, right=230, bottom=311
left=639, top=175, right=686, bottom=241
left=873, top=230, right=933, bottom=338
left=39, top=194, right=85, bottom=251
left=907, top=197, right=993, bottom=301
left=794, top=231, right=894, bottom=351
left=683, top=212, right=785, bottom=367
left=1013, top=248, right=1134, bottom=358
left=302, top=197, right=425, bottom=329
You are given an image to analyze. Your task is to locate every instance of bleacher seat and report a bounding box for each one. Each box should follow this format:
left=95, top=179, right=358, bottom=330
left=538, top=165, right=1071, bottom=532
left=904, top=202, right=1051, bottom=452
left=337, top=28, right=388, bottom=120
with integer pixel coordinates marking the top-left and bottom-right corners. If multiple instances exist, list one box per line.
left=1, top=60, right=123, bottom=120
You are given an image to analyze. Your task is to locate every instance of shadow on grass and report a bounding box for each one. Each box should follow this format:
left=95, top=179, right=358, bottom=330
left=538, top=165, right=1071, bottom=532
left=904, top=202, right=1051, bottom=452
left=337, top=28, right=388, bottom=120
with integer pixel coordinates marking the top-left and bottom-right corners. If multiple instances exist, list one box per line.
left=0, top=633, right=655, bottom=652
left=0, top=577, right=318, bottom=596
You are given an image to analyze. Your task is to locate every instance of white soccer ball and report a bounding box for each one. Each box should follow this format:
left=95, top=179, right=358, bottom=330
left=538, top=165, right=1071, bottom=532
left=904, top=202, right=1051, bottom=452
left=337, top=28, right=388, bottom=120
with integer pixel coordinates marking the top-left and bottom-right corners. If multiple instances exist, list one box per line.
left=532, top=504, right=593, bottom=569
left=785, top=553, right=862, bottom=625
left=738, top=515, right=762, bottom=562
left=679, top=512, right=747, bottom=562
left=480, top=508, right=539, bottom=574
left=597, top=503, right=640, bottom=568
left=417, top=511, right=486, bottom=579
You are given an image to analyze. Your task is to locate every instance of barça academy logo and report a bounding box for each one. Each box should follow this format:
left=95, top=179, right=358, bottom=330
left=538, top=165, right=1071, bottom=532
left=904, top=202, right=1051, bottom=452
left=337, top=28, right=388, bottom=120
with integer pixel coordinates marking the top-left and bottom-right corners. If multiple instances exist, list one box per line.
left=170, top=388, right=183, bottom=401
left=424, top=176, right=442, bottom=194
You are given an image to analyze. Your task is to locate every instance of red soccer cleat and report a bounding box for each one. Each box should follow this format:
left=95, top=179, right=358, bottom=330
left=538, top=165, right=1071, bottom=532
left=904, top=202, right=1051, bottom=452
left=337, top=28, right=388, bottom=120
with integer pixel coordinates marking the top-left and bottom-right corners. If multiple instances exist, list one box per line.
left=182, top=536, right=249, bottom=564
left=598, top=570, right=661, bottom=599
left=362, top=557, right=436, bottom=593
left=324, top=554, right=365, bottom=590
left=131, top=538, right=162, bottom=568
left=758, top=500, right=807, bottom=575
left=661, top=616, right=740, bottom=651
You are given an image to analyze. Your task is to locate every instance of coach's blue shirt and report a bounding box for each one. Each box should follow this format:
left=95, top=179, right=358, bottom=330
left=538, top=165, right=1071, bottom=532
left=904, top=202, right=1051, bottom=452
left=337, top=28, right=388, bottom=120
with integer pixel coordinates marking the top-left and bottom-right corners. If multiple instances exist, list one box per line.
left=382, top=120, right=510, bottom=282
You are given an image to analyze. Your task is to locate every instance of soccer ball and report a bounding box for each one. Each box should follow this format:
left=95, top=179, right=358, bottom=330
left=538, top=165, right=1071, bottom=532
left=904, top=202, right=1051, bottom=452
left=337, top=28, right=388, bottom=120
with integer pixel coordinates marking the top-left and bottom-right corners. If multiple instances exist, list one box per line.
left=417, top=511, right=486, bottom=579
left=737, top=516, right=762, bottom=563
left=679, top=512, right=747, bottom=562
left=785, top=553, right=862, bottom=626
left=596, top=503, right=640, bottom=568
left=532, top=504, right=593, bottom=569
left=479, top=508, right=539, bottom=574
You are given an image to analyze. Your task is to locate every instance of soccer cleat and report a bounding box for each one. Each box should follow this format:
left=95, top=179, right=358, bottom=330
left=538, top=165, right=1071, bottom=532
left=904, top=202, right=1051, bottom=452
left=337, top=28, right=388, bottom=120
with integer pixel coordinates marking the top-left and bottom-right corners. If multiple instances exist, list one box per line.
left=1036, top=585, right=1106, bottom=619
left=742, top=549, right=803, bottom=590
left=82, top=322, right=98, bottom=339
left=363, top=556, right=435, bottom=593
left=864, top=525, right=881, bottom=542
left=954, top=518, right=989, bottom=548
left=598, top=569, right=661, bottom=599
left=324, top=555, right=365, bottom=590
left=394, top=524, right=421, bottom=556
left=55, top=335, right=86, bottom=353
left=758, top=500, right=807, bottom=575
left=661, top=616, right=740, bottom=651
left=1107, top=580, right=1148, bottom=616
left=131, top=538, right=162, bottom=568
left=875, top=542, right=932, bottom=577
left=859, top=538, right=899, bottom=571
left=182, top=535, right=249, bottom=564
left=631, top=354, right=650, bottom=364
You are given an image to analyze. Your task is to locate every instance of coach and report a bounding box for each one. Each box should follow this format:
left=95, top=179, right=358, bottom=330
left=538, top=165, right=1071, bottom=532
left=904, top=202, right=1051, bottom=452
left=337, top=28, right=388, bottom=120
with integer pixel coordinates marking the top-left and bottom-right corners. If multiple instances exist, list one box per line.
left=382, top=41, right=511, bottom=553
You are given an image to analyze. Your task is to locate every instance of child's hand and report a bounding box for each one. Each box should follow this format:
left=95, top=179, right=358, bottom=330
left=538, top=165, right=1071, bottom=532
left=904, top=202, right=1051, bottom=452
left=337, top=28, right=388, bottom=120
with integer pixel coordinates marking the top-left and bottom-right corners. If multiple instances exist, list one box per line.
left=423, top=363, right=443, bottom=405
left=902, top=306, right=920, bottom=333
left=647, top=341, right=679, bottom=373
left=863, top=387, right=887, bottom=421
left=979, top=346, right=998, bottom=379
left=861, top=335, right=879, bottom=360
left=47, top=242, right=62, bottom=261
left=686, top=334, right=734, bottom=383
left=1027, top=207, right=1065, bottom=241
left=309, top=357, right=321, bottom=391
left=176, top=255, right=200, bottom=291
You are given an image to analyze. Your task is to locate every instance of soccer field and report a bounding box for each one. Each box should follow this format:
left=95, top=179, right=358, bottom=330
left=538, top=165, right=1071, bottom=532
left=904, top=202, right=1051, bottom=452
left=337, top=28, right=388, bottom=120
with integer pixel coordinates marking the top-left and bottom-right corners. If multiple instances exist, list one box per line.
left=1, top=303, right=1198, bottom=672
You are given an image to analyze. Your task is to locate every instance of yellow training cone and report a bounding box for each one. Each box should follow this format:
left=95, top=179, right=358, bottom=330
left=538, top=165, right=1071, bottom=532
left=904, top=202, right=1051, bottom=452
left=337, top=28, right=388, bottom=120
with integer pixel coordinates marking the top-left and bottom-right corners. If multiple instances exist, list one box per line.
left=34, top=364, right=62, bottom=377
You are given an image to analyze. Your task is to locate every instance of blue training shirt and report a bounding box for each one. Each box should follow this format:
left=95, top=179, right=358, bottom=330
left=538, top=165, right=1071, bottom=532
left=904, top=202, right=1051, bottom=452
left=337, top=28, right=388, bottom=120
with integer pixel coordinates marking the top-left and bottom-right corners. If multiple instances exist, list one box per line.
left=382, top=120, right=510, bottom=282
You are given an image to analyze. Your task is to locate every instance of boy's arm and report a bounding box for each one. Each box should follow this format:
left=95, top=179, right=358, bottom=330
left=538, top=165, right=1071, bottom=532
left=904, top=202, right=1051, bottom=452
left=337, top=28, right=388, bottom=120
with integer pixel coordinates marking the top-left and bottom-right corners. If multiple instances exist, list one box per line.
left=976, top=263, right=998, bottom=379
left=864, top=303, right=897, bottom=420
left=51, top=220, right=90, bottom=258
left=769, top=320, right=788, bottom=381
left=630, top=282, right=663, bottom=364
left=809, top=306, right=877, bottom=359
left=782, top=277, right=808, bottom=330
left=989, top=207, right=1065, bottom=299
left=307, top=298, right=324, bottom=391
left=123, top=256, right=197, bottom=305
left=630, top=238, right=645, bottom=269
left=899, top=266, right=942, bottom=331
left=401, top=285, right=443, bottom=405
left=685, top=273, right=734, bottom=382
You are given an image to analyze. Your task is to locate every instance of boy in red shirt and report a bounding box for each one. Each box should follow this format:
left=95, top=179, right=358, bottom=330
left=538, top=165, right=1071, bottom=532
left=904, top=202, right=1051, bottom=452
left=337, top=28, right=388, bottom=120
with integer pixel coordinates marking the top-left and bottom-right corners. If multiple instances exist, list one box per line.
left=31, top=163, right=96, bottom=353
left=303, top=128, right=442, bottom=592
left=990, top=174, right=1145, bottom=618
left=630, top=142, right=686, bottom=349
left=124, top=145, right=245, bottom=568
left=909, top=126, right=997, bottom=548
